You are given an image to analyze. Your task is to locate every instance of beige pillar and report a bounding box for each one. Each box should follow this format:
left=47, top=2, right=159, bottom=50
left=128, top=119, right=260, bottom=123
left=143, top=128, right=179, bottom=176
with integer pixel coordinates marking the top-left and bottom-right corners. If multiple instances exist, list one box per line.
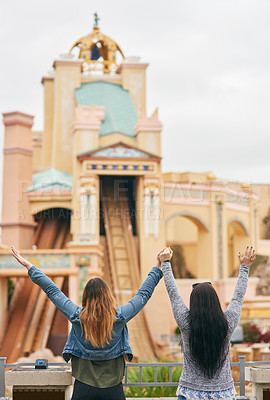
left=138, top=176, right=166, bottom=278
left=87, top=253, right=103, bottom=279
left=208, top=185, right=221, bottom=280
left=1, top=112, right=36, bottom=248
left=249, top=200, right=256, bottom=246
left=241, top=183, right=256, bottom=249
left=41, top=75, right=54, bottom=169
left=119, top=60, right=148, bottom=117
left=220, top=192, right=229, bottom=278
left=72, top=105, right=103, bottom=155
left=136, top=176, right=171, bottom=337
left=253, top=204, right=259, bottom=250
left=76, top=175, right=99, bottom=243
left=213, top=188, right=229, bottom=279
left=51, top=56, right=82, bottom=174
left=68, top=255, right=79, bottom=308
left=0, top=278, right=7, bottom=333
left=134, top=109, right=163, bottom=156
left=70, top=105, right=103, bottom=243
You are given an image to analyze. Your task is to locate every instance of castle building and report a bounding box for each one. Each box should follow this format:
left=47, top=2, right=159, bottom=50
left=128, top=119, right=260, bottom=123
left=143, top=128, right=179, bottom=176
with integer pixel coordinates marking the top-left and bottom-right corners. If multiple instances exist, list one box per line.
left=0, top=17, right=269, bottom=362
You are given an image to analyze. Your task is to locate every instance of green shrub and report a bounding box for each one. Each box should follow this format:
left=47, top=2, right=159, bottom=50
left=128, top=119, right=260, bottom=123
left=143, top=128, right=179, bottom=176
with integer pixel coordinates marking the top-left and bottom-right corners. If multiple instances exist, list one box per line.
left=124, top=364, right=182, bottom=397
left=8, top=278, right=15, bottom=305
left=175, top=327, right=182, bottom=348
left=175, top=327, right=180, bottom=335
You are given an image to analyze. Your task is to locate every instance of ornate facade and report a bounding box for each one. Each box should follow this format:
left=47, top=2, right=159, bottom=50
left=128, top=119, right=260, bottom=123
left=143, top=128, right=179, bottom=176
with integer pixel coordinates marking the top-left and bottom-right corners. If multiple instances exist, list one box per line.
left=0, top=18, right=269, bottom=362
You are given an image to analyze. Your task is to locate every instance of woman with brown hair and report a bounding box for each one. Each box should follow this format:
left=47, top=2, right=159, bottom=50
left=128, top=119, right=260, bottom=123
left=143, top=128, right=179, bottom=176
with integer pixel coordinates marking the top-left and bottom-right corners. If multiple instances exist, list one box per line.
left=11, top=246, right=164, bottom=400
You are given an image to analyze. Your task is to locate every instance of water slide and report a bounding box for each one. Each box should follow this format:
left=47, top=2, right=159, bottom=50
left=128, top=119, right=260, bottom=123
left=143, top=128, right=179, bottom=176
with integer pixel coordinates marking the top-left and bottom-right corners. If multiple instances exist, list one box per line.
left=0, top=277, right=65, bottom=363
left=32, top=211, right=70, bottom=249
left=101, top=178, right=158, bottom=361
left=1, top=196, right=158, bottom=361
left=0, top=213, right=69, bottom=363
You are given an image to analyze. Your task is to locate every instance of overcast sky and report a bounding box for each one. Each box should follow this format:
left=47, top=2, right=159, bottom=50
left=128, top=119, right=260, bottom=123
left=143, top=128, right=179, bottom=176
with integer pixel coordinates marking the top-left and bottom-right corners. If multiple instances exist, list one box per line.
left=1, top=0, right=270, bottom=186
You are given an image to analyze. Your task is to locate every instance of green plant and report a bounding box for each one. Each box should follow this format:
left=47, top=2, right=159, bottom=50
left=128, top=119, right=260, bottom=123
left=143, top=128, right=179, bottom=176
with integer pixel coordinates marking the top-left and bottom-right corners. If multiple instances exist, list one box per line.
left=175, top=326, right=182, bottom=349
left=8, top=278, right=15, bottom=305
left=124, top=365, right=182, bottom=397
left=175, top=327, right=180, bottom=335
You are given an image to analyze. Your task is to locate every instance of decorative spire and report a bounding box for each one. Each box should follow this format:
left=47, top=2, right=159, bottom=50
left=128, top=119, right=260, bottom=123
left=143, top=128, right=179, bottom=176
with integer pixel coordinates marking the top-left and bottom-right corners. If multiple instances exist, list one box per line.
left=93, top=12, right=100, bottom=28
left=70, top=17, right=124, bottom=74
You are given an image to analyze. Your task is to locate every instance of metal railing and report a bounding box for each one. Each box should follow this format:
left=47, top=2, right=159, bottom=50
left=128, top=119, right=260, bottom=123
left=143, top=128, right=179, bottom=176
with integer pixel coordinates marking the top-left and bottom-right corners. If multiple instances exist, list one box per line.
left=1, top=356, right=270, bottom=399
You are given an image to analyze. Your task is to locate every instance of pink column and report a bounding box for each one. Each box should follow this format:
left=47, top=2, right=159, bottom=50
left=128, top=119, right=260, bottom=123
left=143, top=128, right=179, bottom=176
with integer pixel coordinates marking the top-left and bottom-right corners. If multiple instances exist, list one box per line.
left=1, top=111, right=36, bottom=248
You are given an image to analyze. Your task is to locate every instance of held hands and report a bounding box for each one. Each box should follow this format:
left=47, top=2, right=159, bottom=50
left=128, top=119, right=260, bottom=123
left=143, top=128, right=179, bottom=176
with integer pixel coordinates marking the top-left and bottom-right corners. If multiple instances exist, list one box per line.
left=11, top=246, right=32, bottom=270
left=155, top=248, right=166, bottom=268
left=238, top=246, right=256, bottom=267
left=158, top=247, right=173, bottom=264
left=155, top=247, right=173, bottom=268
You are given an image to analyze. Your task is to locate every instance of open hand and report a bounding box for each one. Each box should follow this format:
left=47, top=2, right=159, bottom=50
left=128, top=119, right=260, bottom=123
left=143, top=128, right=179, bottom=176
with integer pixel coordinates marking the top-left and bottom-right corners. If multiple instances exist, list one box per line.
left=159, top=247, right=173, bottom=263
left=11, top=246, right=32, bottom=270
left=238, top=246, right=256, bottom=267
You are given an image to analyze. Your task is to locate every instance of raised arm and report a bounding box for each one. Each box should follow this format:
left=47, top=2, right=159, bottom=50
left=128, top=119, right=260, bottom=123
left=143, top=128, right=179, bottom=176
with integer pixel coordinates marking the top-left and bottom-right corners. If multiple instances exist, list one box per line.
left=119, top=250, right=165, bottom=322
left=119, top=267, right=163, bottom=322
left=160, top=248, right=189, bottom=331
left=11, top=247, right=79, bottom=321
left=224, top=246, right=256, bottom=333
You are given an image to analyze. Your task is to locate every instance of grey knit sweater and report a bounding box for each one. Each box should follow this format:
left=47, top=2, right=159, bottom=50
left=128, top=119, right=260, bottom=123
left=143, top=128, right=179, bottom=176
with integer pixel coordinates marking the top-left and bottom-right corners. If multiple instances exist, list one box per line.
left=161, top=261, right=249, bottom=391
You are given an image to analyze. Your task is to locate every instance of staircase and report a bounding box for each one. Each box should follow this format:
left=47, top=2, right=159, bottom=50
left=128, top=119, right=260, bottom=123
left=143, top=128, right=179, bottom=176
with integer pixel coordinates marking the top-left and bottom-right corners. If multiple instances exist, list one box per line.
left=101, top=178, right=157, bottom=360
left=0, top=209, right=70, bottom=362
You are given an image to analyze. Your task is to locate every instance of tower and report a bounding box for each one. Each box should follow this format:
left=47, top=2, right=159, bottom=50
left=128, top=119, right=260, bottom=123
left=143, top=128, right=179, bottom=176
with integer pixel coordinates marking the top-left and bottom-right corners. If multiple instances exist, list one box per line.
left=0, top=15, right=263, bottom=364
left=0, top=15, right=166, bottom=362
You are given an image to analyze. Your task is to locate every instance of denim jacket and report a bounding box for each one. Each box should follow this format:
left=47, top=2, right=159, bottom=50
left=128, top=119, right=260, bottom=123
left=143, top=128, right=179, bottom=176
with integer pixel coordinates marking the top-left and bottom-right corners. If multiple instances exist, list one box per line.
left=28, top=265, right=163, bottom=362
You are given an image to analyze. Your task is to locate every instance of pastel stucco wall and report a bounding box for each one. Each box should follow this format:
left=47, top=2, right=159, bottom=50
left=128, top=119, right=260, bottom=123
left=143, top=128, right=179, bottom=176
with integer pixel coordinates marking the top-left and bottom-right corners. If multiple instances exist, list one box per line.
left=50, top=59, right=82, bottom=174
left=253, top=183, right=270, bottom=240
left=1, top=112, right=36, bottom=248
left=159, top=277, right=267, bottom=336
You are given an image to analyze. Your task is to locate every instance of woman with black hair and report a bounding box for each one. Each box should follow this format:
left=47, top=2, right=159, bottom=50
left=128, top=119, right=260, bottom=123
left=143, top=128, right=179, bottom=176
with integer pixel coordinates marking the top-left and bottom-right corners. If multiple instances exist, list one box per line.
left=159, top=246, right=256, bottom=400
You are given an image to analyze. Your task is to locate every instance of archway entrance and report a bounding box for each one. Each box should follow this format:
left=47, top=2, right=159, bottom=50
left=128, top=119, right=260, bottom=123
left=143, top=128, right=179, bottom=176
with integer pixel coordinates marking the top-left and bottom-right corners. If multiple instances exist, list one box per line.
left=98, top=175, right=157, bottom=360
left=99, top=176, right=137, bottom=236
left=228, top=219, right=249, bottom=276
left=165, top=212, right=210, bottom=278
left=33, top=208, right=71, bottom=249
left=99, top=175, right=137, bottom=289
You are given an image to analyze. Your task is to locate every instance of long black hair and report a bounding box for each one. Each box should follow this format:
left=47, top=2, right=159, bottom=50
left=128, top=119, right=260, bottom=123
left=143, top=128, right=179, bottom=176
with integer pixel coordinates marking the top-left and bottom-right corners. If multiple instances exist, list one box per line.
left=189, top=283, right=228, bottom=379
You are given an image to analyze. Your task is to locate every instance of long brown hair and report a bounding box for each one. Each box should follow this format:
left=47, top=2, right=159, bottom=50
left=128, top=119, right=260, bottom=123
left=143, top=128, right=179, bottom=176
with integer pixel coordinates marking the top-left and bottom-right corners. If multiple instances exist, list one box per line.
left=79, top=277, right=116, bottom=347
